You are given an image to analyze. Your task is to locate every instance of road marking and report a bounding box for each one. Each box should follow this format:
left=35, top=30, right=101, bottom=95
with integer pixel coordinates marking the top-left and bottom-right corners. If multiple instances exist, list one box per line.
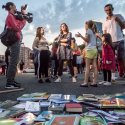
left=0, top=88, right=24, bottom=94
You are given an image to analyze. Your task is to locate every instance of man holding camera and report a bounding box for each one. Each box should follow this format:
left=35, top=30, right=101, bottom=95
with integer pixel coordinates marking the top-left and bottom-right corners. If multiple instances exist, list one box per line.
left=2, top=2, right=27, bottom=89
left=103, top=4, right=125, bottom=80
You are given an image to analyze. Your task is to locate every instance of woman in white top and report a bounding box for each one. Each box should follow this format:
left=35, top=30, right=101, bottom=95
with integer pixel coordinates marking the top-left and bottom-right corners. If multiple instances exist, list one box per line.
left=76, top=20, right=98, bottom=87
left=32, top=27, right=51, bottom=83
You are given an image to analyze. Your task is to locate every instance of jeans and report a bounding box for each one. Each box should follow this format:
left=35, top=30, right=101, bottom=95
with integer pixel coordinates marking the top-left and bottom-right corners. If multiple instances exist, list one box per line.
left=6, top=41, right=20, bottom=83
left=112, top=40, right=125, bottom=77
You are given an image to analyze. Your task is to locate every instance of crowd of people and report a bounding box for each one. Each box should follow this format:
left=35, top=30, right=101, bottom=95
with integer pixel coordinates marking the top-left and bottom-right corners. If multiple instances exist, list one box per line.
left=1, top=2, right=125, bottom=89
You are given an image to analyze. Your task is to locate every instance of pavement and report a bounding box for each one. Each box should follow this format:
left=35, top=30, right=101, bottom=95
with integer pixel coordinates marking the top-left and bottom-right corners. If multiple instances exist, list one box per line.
left=0, top=72, right=125, bottom=101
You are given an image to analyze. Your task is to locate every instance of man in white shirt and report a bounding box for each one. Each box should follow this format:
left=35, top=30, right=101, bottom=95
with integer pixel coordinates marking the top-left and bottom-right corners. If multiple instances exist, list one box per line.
left=103, top=4, right=125, bottom=79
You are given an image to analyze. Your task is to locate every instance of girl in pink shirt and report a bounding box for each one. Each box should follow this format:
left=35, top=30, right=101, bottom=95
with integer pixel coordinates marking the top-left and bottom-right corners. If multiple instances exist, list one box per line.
left=99, top=33, right=116, bottom=85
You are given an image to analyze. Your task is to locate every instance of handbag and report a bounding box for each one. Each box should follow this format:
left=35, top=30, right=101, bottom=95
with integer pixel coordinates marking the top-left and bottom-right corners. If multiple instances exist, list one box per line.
left=0, top=25, right=18, bottom=47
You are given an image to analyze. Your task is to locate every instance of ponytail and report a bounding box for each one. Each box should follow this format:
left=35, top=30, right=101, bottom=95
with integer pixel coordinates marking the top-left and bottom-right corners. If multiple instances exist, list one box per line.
left=2, top=5, right=6, bottom=9
left=2, top=2, right=14, bottom=11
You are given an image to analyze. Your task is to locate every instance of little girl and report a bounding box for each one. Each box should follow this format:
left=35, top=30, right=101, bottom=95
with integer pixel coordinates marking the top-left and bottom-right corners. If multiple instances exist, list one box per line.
left=99, top=33, right=115, bottom=85
left=76, top=20, right=98, bottom=87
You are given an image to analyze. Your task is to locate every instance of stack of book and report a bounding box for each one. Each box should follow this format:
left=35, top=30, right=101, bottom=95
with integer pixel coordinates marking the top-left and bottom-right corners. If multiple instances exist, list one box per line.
left=1, top=92, right=125, bottom=124
left=65, top=103, right=83, bottom=113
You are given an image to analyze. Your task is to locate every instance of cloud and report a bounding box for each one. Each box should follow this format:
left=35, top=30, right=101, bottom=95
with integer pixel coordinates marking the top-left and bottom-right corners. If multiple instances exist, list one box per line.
left=32, top=0, right=94, bottom=32
left=1, top=0, right=125, bottom=53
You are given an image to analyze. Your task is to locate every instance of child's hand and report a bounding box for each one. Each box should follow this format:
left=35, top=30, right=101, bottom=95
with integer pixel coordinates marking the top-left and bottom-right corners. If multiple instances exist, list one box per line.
left=96, top=33, right=100, bottom=37
left=106, top=60, right=112, bottom=64
left=75, top=32, right=82, bottom=37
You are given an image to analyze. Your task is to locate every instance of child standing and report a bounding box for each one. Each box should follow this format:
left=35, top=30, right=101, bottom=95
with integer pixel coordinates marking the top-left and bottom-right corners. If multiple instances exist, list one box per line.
left=76, top=20, right=98, bottom=87
left=99, top=33, right=115, bottom=85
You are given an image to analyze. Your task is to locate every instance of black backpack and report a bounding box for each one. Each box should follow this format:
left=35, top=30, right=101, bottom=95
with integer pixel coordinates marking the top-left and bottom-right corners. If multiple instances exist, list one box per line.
left=0, top=25, right=18, bottom=47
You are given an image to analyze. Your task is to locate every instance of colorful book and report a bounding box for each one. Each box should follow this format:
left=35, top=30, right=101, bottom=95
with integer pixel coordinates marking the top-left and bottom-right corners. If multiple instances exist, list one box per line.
left=80, top=116, right=105, bottom=125
left=48, top=103, right=65, bottom=112
left=40, top=101, right=51, bottom=107
left=0, top=119, right=16, bottom=125
left=25, top=101, right=40, bottom=112
left=48, top=94, right=62, bottom=100
left=0, top=100, right=18, bottom=109
left=65, top=103, right=82, bottom=113
left=35, top=111, right=53, bottom=122
left=0, top=109, right=26, bottom=119
left=100, top=98, right=125, bottom=108
left=17, top=92, right=50, bottom=101
left=63, top=95, right=76, bottom=101
left=77, top=96, right=98, bottom=102
left=47, top=115, right=80, bottom=125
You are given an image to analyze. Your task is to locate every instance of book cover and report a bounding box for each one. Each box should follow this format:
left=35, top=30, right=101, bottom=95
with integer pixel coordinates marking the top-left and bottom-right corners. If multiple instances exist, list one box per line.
left=100, top=98, right=125, bottom=108
left=25, top=101, right=40, bottom=112
left=0, top=119, right=16, bottom=125
left=78, top=94, right=99, bottom=102
left=48, top=103, right=65, bottom=112
left=65, top=103, right=82, bottom=113
left=40, top=101, right=51, bottom=107
left=0, top=100, right=18, bottom=109
left=66, top=103, right=82, bottom=108
left=17, top=92, right=49, bottom=101
left=80, top=116, right=105, bottom=125
left=48, top=115, right=80, bottom=125
left=0, top=108, right=26, bottom=119
left=35, top=111, right=53, bottom=122
left=49, top=94, right=62, bottom=100
left=63, top=95, right=76, bottom=101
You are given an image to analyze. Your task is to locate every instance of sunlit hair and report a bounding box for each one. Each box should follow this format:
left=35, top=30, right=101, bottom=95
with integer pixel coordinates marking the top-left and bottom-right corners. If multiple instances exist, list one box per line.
left=86, top=20, right=97, bottom=34
left=60, top=23, right=69, bottom=34
left=36, top=27, right=44, bottom=40
left=102, top=33, right=113, bottom=47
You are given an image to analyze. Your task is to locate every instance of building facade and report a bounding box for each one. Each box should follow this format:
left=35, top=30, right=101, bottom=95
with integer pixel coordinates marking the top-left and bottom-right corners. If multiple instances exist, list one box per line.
left=19, top=45, right=33, bottom=69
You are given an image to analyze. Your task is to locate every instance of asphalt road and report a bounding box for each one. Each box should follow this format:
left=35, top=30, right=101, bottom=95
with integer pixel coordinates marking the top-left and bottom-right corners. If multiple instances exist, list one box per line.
left=0, top=73, right=125, bottom=101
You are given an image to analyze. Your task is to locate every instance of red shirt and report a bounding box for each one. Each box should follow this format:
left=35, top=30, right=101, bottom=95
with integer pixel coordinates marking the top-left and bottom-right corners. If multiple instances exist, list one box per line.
left=6, top=12, right=26, bottom=40
left=102, top=44, right=116, bottom=70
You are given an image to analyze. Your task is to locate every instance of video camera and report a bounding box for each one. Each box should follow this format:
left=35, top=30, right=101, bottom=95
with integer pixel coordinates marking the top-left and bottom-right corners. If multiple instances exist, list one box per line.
left=15, top=4, right=33, bottom=23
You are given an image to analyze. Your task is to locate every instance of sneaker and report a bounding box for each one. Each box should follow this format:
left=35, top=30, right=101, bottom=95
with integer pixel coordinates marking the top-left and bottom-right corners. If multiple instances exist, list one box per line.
left=14, top=81, right=21, bottom=85
left=54, top=77, right=61, bottom=82
left=38, top=79, right=43, bottom=83
left=98, top=81, right=106, bottom=85
left=45, top=79, right=51, bottom=83
left=5, top=83, right=21, bottom=89
left=103, top=82, right=111, bottom=86
left=116, top=76, right=124, bottom=80
left=72, top=77, right=76, bottom=83
left=80, top=83, right=88, bottom=87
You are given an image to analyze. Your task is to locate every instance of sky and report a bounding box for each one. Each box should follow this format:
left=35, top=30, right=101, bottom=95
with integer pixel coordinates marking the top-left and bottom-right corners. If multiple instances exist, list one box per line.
left=0, top=0, right=125, bottom=55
